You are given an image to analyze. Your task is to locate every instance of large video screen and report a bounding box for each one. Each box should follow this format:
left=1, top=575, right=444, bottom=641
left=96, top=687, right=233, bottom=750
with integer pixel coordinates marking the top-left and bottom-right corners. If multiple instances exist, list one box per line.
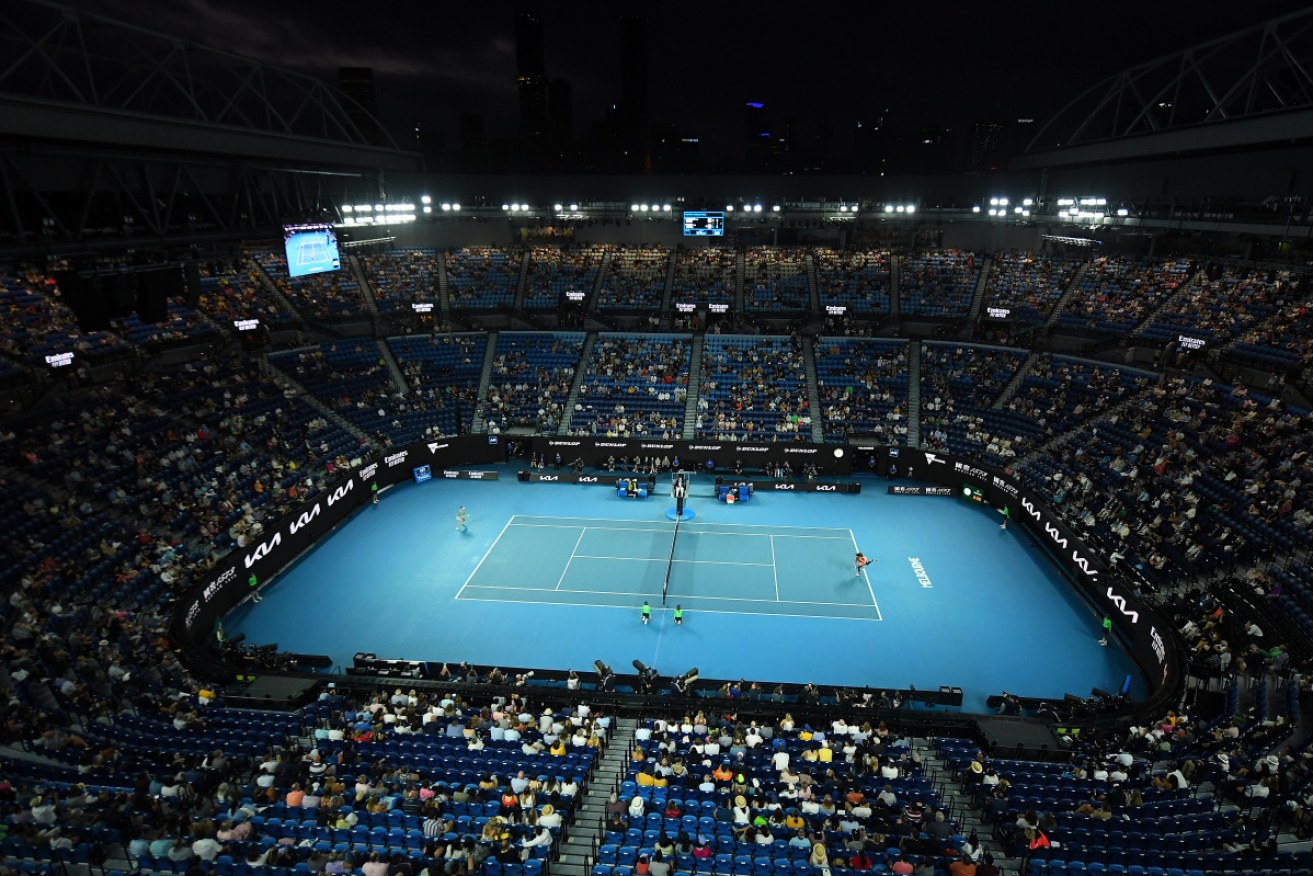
left=683, top=211, right=725, bottom=237
left=283, top=223, right=341, bottom=278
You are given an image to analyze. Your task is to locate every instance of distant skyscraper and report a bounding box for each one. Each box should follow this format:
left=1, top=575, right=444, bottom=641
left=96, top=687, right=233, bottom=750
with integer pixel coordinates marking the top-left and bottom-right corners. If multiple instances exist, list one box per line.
left=968, top=119, right=1005, bottom=172
left=514, top=11, right=550, bottom=154
left=744, top=102, right=769, bottom=170
left=620, top=16, right=649, bottom=170
left=337, top=67, right=385, bottom=145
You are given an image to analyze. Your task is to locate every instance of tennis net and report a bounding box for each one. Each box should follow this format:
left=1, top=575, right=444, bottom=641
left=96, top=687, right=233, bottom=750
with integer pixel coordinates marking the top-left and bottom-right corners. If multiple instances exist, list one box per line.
left=662, top=516, right=681, bottom=605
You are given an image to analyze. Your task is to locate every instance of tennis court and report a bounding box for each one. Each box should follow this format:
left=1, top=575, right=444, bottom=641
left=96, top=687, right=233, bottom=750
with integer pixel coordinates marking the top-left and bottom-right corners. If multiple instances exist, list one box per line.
left=457, top=516, right=881, bottom=620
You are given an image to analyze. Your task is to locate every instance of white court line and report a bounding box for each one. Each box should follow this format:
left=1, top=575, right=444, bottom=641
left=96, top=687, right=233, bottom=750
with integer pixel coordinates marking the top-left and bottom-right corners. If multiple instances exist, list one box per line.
left=555, top=529, right=587, bottom=591
left=850, top=528, right=883, bottom=621
left=770, top=535, right=779, bottom=602
left=572, top=554, right=774, bottom=568
left=512, top=514, right=853, bottom=537
left=459, top=583, right=873, bottom=607
left=455, top=596, right=881, bottom=622
left=510, top=522, right=848, bottom=540
left=454, top=518, right=514, bottom=599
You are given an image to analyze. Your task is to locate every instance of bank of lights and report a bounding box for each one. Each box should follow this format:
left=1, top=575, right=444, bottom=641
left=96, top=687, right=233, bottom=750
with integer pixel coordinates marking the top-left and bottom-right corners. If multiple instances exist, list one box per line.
left=504, top=203, right=534, bottom=212
left=439, top=203, right=462, bottom=211
left=883, top=205, right=916, bottom=213
left=630, top=204, right=673, bottom=213
left=838, top=205, right=860, bottom=213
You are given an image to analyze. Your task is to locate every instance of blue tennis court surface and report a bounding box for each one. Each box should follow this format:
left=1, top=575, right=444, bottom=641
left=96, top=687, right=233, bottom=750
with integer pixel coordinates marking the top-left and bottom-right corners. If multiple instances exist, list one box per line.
left=458, top=516, right=880, bottom=620
left=223, top=466, right=1143, bottom=711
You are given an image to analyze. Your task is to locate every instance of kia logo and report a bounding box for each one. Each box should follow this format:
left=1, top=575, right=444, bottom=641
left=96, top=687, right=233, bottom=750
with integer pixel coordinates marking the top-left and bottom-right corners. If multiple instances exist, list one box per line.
left=774, top=483, right=795, bottom=490
left=816, top=484, right=837, bottom=491
left=540, top=475, right=559, bottom=482
left=580, top=476, right=598, bottom=483
left=244, top=533, right=282, bottom=568
left=289, top=504, right=322, bottom=534
left=326, top=481, right=353, bottom=505
left=1106, top=587, right=1140, bottom=623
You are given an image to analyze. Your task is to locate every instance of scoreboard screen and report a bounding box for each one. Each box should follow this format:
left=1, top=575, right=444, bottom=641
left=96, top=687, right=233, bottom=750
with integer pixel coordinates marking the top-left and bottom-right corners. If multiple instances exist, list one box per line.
left=683, top=211, right=725, bottom=237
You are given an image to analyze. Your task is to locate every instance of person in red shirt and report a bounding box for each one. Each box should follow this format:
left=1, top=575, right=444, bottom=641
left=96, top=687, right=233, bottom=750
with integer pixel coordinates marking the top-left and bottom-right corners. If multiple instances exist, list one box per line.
left=891, top=854, right=913, bottom=875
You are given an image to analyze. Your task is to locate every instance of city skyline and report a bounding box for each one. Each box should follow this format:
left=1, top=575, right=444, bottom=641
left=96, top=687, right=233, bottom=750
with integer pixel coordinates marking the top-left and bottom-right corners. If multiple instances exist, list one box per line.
left=63, top=0, right=1313, bottom=171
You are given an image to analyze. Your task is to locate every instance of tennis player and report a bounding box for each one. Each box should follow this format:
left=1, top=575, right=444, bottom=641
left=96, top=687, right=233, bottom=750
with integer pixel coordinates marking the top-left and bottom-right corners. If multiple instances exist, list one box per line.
left=641, top=601, right=652, bottom=625
left=854, top=552, right=874, bottom=577
left=456, top=506, right=470, bottom=532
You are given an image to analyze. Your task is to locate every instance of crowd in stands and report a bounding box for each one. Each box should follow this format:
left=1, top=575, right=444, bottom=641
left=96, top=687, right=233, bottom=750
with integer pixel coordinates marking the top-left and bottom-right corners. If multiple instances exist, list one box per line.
left=482, top=333, right=584, bottom=434
left=360, top=250, right=442, bottom=317
left=1, top=267, right=131, bottom=368
left=814, top=250, right=891, bottom=316
left=813, top=339, right=909, bottom=444
left=1018, top=373, right=1313, bottom=608
left=900, top=251, right=980, bottom=319
left=0, top=680, right=599, bottom=876
left=1054, top=256, right=1193, bottom=337
left=254, top=253, right=371, bottom=322
left=742, top=248, right=811, bottom=313
left=941, top=682, right=1313, bottom=875
left=599, top=247, right=669, bottom=312
left=386, top=335, right=487, bottom=439
left=571, top=335, right=689, bottom=438
left=982, top=251, right=1082, bottom=327
left=447, top=248, right=521, bottom=311
left=696, top=336, right=810, bottom=442
left=918, top=345, right=1031, bottom=468
left=671, top=249, right=735, bottom=306
left=523, top=247, right=608, bottom=311
left=614, top=711, right=985, bottom=876
left=197, top=260, right=300, bottom=331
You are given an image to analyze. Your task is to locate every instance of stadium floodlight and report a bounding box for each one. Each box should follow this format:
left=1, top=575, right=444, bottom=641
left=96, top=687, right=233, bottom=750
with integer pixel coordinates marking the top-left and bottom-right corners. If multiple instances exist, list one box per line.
left=987, top=208, right=997, bottom=216
left=851, top=206, right=859, bottom=213
left=1022, top=209, right=1030, bottom=217
left=1117, top=208, right=1130, bottom=217
left=374, top=204, right=385, bottom=213
left=570, top=203, right=579, bottom=211
left=441, top=203, right=451, bottom=211
left=896, top=205, right=906, bottom=213
left=906, top=205, right=916, bottom=214
left=452, top=204, right=461, bottom=211
left=972, top=206, right=981, bottom=213
left=423, top=205, right=432, bottom=214
left=421, top=195, right=432, bottom=205
left=631, top=204, right=640, bottom=212
left=884, top=205, right=894, bottom=213
left=772, top=205, right=780, bottom=212
left=725, top=205, right=734, bottom=212
left=342, top=205, right=353, bottom=213
left=642, top=204, right=651, bottom=212
left=1023, top=198, right=1034, bottom=206
left=664, top=205, right=673, bottom=212
left=1014, top=206, right=1023, bottom=214
left=554, top=203, right=563, bottom=211
left=998, top=197, right=1009, bottom=206
left=502, top=204, right=510, bottom=211
left=753, top=204, right=763, bottom=213
left=989, top=197, right=999, bottom=206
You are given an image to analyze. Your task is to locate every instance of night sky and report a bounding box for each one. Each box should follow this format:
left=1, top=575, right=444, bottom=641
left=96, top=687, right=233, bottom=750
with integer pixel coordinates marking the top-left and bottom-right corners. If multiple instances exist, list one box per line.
left=66, top=0, right=1313, bottom=161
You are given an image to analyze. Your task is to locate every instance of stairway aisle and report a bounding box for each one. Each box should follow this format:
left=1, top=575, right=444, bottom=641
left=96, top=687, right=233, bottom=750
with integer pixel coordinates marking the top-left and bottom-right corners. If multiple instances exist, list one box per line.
left=558, top=332, right=598, bottom=435
left=735, top=250, right=746, bottom=313
left=553, top=716, right=638, bottom=876
left=377, top=337, right=409, bottom=397
left=1042, top=261, right=1091, bottom=331
left=802, top=336, right=823, bottom=443
left=513, top=249, right=532, bottom=312
left=916, top=739, right=1019, bottom=869
left=682, top=335, right=705, bottom=440
left=660, top=250, right=678, bottom=327
left=991, top=351, right=1039, bottom=409
left=966, top=256, right=993, bottom=325
left=890, top=254, right=902, bottom=321
left=348, top=254, right=380, bottom=315
left=470, top=331, right=499, bottom=433
left=906, top=339, right=921, bottom=448
left=437, top=251, right=453, bottom=327
left=806, top=251, right=821, bottom=315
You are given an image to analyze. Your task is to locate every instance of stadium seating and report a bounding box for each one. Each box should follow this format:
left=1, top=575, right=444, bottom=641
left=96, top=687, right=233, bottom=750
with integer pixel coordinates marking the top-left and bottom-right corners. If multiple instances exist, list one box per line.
left=599, top=246, right=669, bottom=312
left=484, top=332, right=585, bottom=434
left=697, top=335, right=810, bottom=441
left=572, top=333, right=689, bottom=437
left=447, top=247, right=522, bottom=310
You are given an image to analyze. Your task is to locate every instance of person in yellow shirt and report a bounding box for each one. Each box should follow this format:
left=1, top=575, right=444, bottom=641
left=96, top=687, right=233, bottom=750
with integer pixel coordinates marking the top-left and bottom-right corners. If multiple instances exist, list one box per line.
left=817, top=744, right=833, bottom=764
left=550, top=739, right=567, bottom=757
